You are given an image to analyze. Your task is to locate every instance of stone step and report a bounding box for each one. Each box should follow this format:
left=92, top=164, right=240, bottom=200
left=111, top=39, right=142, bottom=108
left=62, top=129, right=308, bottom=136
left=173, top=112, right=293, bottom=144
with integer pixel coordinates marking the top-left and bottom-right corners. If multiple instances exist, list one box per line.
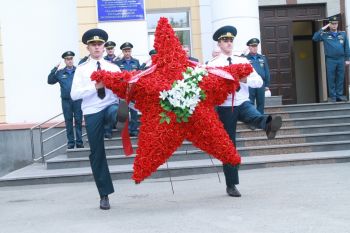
left=2, top=150, right=349, bottom=187
left=98, top=124, right=350, bottom=147
left=58, top=137, right=350, bottom=168
left=265, top=102, right=350, bottom=113
left=75, top=131, right=350, bottom=158
left=100, top=115, right=350, bottom=138
left=237, top=123, right=350, bottom=137
left=267, top=108, right=350, bottom=119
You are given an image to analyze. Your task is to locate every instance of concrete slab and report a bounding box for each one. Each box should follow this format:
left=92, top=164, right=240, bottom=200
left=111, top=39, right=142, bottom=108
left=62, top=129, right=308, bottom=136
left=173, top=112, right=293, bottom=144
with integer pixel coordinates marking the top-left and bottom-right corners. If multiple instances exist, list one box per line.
left=0, top=163, right=349, bottom=233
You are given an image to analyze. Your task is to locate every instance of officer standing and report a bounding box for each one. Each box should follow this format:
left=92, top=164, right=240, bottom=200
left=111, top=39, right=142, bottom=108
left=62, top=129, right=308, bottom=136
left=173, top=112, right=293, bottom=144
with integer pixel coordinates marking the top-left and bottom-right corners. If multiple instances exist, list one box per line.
left=245, top=38, right=271, bottom=114
left=71, top=28, right=127, bottom=210
left=207, top=26, right=282, bottom=197
left=116, top=42, right=141, bottom=136
left=104, top=41, right=120, bottom=64
left=48, top=51, right=83, bottom=149
left=313, top=15, right=350, bottom=102
left=140, top=49, right=157, bottom=70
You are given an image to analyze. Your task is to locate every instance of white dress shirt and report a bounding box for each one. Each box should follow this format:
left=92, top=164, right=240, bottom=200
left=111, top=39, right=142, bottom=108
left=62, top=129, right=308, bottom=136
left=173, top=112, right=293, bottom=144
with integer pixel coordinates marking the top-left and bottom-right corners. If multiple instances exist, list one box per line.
left=207, top=54, right=263, bottom=106
left=71, top=57, right=121, bottom=115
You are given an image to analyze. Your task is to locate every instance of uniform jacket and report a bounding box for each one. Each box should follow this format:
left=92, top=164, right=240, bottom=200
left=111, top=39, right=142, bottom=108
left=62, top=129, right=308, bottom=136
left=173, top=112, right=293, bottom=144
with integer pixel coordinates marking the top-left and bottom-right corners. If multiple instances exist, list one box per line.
left=313, top=30, right=350, bottom=60
left=207, top=54, right=263, bottom=106
left=48, top=66, right=76, bottom=99
left=246, top=53, right=271, bottom=87
left=103, top=55, right=120, bottom=65
left=116, top=57, right=140, bottom=71
left=70, top=57, right=121, bottom=115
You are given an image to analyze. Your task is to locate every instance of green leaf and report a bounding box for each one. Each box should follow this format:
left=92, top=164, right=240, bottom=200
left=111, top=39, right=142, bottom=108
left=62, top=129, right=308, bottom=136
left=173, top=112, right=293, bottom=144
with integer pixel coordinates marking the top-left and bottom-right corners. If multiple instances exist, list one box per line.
left=165, top=117, right=171, bottom=124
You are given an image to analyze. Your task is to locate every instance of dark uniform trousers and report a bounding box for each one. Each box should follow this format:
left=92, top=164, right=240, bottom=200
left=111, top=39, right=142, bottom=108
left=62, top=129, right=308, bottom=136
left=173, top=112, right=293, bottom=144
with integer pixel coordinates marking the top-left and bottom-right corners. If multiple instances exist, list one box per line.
left=116, top=58, right=141, bottom=135
left=217, top=101, right=269, bottom=187
left=326, top=57, right=345, bottom=99
left=246, top=54, right=270, bottom=115
left=249, top=84, right=265, bottom=114
left=61, top=98, right=83, bottom=147
left=84, top=104, right=118, bottom=197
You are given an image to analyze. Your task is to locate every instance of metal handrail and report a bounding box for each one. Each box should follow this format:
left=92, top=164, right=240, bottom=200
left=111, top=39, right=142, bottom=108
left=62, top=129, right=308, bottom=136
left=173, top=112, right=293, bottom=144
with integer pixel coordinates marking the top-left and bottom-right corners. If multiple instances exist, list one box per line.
left=30, top=112, right=87, bottom=163
left=30, top=113, right=64, bottom=162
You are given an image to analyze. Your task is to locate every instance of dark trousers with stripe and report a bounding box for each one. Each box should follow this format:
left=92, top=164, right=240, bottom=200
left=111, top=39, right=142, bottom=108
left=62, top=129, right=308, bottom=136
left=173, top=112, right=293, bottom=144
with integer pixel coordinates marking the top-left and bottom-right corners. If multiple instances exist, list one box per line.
left=84, top=104, right=118, bottom=197
left=217, top=101, right=268, bottom=187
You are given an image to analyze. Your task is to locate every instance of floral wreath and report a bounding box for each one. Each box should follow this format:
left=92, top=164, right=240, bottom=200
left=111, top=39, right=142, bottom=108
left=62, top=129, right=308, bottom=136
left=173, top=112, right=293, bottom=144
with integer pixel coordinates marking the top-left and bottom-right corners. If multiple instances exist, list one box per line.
left=91, top=17, right=253, bottom=183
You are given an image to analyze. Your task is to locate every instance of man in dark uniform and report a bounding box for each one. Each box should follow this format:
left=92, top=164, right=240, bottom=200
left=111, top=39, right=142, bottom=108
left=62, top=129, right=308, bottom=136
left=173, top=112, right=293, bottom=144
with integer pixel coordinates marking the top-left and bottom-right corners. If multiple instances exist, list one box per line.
left=313, top=15, right=350, bottom=102
left=208, top=26, right=282, bottom=197
left=104, top=41, right=120, bottom=64
left=116, top=42, right=141, bottom=136
left=48, top=51, right=83, bottom=149
left=71, top=28, right=128, bottom=210
left=245, top=38, right=271, bottom=114
left=140, top=49, right=157, bottom=70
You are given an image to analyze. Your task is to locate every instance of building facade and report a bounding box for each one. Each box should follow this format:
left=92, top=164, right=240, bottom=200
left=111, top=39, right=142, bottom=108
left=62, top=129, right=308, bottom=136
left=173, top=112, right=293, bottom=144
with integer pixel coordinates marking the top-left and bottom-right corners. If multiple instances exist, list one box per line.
left=0, top=0, right=349, bottom=123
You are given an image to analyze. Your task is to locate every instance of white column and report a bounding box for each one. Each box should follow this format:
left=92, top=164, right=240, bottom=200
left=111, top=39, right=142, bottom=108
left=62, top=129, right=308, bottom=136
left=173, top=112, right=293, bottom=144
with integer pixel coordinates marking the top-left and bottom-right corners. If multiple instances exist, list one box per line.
left=346, top=0, right=350, bottom=93
left=210, top=0, right=261, bottom=55
left=346, top=0, right=350, bottom=40
left=199, top=0, right=214, bottom=62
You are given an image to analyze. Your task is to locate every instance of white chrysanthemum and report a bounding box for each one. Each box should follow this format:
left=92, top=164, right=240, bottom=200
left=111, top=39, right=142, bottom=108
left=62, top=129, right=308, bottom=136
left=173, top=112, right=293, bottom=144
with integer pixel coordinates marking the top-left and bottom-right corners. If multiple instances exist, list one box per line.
left=159, top=65, right=209, bottom=123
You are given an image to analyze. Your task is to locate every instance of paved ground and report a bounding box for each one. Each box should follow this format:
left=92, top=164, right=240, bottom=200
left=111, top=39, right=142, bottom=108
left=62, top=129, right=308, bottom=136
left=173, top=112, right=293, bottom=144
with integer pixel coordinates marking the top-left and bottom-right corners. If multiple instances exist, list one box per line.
left=0, top=163, right=349, bottom=233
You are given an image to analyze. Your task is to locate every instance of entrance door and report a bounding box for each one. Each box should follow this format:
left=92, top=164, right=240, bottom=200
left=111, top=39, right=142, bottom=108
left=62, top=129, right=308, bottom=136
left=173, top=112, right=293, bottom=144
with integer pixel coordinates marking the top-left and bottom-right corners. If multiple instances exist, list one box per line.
left=259, top=4, right=326, bottom=104
left=293, top=21, right=318, bottom=104
left=260, top=20, right=296, bottom=104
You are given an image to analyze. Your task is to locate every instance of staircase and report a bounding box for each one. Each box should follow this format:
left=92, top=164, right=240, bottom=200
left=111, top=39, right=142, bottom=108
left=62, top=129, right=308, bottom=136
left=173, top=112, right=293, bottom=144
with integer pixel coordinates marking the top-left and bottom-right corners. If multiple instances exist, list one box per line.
left=1, top=102, right=350, bottom=186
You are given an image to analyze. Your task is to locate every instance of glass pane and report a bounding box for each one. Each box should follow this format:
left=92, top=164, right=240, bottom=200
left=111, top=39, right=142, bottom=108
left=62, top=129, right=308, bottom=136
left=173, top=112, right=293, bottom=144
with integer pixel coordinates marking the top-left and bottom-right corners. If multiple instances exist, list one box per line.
left=148, top=30, right=191, bottom=54
left=293, top=21, right=312, bottom=36
left=147, top=12, right=189, bottom=29
left=175, top=30, right=190, bottom=48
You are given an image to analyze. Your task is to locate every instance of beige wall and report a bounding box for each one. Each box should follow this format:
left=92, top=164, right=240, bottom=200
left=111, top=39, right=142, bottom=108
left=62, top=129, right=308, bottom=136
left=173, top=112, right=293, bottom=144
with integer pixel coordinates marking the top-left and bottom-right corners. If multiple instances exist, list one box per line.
left=77, top=0, right=98, bottom=59
left=76, top=0, right=202, bottom=61
left=145, top=0, right=202, bottom=60
left=0, top=24, right=5, bottom=123
left=259, top=0, right=340, bottom=16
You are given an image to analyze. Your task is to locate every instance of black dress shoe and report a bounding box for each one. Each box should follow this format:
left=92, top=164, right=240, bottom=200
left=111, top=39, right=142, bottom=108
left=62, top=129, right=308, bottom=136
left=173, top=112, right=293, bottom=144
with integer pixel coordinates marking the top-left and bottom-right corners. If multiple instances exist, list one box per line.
left=266, top=115, right=282, bottom=139
left=76, top=144, right=84, bottom=148
left=67, top=145, right=74, bottom=149
left=226, top=185, right=241, bottom=197
left=100, top=195, right=110, bottom=210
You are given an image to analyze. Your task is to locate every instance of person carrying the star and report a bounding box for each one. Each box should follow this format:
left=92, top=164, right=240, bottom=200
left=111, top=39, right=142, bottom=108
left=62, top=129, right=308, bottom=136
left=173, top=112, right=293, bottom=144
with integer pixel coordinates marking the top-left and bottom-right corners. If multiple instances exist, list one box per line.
left=71, top=28, right=128, bottom=210
left=207, top=25, right=282, bottom=197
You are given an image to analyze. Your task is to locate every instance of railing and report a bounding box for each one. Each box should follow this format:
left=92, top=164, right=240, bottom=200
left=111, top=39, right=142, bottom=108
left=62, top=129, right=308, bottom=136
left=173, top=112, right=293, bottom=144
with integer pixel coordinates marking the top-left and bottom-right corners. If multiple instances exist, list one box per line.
left=30, top=113, right=86, bottom=163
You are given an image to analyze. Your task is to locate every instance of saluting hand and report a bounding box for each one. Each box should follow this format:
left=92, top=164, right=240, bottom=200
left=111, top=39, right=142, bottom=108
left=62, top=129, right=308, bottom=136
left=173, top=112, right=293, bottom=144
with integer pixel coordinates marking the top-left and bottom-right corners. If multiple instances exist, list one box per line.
left=346, top=61, right=350, bottom=65
left=321, top=23, right=330, bottom=31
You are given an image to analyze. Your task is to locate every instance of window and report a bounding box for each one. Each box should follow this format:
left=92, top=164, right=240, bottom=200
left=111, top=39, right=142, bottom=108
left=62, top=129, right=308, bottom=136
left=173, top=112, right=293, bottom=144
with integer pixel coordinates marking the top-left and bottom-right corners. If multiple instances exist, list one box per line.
left=146, top=11, right=192, bottom=54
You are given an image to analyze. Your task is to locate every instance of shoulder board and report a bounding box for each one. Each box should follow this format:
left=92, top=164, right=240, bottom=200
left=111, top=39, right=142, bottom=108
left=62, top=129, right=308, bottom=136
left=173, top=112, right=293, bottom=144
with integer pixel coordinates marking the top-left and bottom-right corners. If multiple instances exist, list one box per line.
left=233, top=54, right=245, bottom=58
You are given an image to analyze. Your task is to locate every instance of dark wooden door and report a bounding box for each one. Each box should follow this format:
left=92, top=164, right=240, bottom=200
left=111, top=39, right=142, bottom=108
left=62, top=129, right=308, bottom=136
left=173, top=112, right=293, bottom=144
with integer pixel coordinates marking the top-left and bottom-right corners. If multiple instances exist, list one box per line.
left=260, top=20, right=295, bottom=104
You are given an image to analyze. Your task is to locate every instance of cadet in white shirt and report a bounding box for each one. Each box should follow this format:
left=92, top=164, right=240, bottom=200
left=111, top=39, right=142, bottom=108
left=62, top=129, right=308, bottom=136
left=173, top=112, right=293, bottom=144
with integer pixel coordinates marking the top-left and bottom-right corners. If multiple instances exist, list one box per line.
left=71, top=28, right=127, bottom=210
left=208, top=25, right=282, bottom=197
